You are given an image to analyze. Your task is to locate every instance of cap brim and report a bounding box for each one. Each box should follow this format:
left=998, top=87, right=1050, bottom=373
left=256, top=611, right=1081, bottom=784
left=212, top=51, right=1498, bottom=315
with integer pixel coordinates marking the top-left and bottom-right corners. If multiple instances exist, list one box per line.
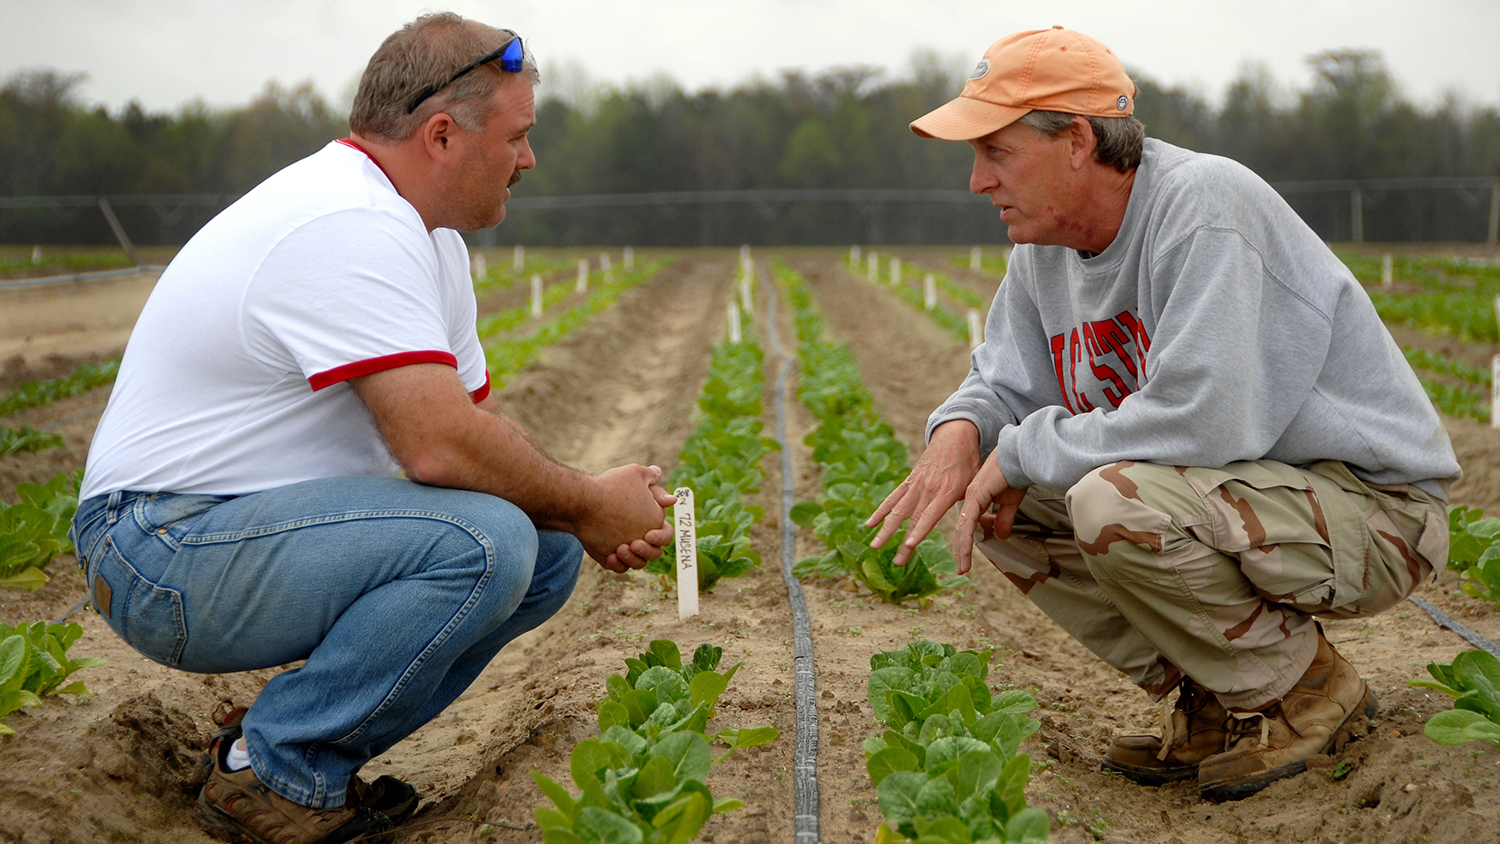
left=910, top=96, right=1029, bottom=141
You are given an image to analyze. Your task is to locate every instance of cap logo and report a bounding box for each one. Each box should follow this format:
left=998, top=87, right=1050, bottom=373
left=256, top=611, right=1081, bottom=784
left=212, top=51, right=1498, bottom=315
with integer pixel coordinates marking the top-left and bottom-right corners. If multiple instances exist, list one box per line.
left=969, top=60, right=990, bottom=80
left=1117, top=95, right=1129, bottom=111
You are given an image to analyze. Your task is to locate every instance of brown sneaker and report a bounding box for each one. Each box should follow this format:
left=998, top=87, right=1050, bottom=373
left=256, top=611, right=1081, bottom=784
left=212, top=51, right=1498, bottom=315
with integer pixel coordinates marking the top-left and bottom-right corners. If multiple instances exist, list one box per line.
left=1198, top=629, right=1376, bottom=802
left=196, top=731, right=395, bottom=844
left=1102, top=677, right=1229, bottom=785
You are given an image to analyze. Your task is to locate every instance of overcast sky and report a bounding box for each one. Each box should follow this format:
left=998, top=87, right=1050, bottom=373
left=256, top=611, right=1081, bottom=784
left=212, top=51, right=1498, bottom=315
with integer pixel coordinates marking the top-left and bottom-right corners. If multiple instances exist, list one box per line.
left=3, top=0, right=1498, bottom=114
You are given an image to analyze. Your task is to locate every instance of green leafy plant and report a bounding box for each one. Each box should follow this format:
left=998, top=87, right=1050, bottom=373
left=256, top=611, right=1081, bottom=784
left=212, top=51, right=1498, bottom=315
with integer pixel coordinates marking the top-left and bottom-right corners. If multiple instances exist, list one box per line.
left=1408, top=649, right=1500, bottom=748
left=0, top=359, right=120, bottom=418
left=778, top=263, right=966, bottom=604
left=0, top=426, right=65, bottom=457
left=846, top=256, right=969, bottom=341
left=862, top=640, right=1049, bottom=844
left=1, top=471, right=82, bottom=590
left=484, top=259, right=669, bottom=388
left=648, top=336, right=778, bottom=592
left=0, top=620, right=106, bottom=735
left=531, top=640, right=777, bottom=843
left=1445, top=506, right=1500, bottom=607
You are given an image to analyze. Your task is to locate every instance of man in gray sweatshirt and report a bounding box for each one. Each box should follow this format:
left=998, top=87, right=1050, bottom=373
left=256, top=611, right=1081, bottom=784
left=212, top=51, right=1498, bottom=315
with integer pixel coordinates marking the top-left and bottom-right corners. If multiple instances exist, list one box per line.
left=866, top=26, right=1461, bottom=801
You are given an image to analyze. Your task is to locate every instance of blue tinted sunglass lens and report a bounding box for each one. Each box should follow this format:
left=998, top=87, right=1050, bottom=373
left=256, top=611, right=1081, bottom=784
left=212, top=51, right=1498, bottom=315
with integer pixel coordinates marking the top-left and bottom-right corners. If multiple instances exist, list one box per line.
left=500, top=38, right=524, bottom=73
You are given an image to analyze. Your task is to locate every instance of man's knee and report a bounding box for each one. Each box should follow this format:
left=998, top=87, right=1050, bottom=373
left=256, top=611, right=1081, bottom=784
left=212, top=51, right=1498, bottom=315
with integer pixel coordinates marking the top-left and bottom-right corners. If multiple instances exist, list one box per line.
left=1065, top=462, right=1179, bottom=557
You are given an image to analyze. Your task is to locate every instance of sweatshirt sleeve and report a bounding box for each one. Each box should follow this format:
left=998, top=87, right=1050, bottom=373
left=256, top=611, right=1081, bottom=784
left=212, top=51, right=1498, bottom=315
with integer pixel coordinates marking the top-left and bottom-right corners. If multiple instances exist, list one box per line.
left=992, top=225, right=1335, bottom=490
left=925, top=250, right=1067, bottom=461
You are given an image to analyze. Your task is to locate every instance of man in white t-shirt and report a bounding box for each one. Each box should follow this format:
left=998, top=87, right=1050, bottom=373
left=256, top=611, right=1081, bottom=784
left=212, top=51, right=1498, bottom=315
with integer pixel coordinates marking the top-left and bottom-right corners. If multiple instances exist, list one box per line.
left=71, top=14, right=672, bottom=843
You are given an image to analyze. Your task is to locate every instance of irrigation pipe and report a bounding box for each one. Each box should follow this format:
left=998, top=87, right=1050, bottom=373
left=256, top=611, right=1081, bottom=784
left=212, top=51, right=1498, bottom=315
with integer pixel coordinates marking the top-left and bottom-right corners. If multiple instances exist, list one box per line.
left=1408, top=594, right=1500, bottom=658
left=0, top=265, right=167, bottom=290
left=759, top=264, right=820, bottom=844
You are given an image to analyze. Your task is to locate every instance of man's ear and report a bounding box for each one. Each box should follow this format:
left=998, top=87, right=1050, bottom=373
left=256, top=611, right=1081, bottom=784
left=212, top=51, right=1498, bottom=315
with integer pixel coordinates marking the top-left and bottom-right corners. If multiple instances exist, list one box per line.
left=420, top=112, right=460, bottom=160
left=1067, top=115, right=1097, bottom=170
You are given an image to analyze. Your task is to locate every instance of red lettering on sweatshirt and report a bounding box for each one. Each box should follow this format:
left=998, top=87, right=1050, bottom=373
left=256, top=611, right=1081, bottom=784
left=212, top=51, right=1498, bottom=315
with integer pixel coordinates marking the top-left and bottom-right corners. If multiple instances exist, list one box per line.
left=1047, top=313, right=1151, bottom=414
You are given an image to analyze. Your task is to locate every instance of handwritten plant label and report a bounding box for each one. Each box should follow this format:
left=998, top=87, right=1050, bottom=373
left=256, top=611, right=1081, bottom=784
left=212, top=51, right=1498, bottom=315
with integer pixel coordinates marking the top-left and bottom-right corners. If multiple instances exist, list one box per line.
left=674, top=486, right=698, bottom=619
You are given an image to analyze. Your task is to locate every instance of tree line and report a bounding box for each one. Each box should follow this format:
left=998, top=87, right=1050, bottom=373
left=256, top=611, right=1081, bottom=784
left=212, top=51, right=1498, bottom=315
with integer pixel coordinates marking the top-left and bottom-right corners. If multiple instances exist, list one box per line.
left=2, top=50, right=1497, bottom=246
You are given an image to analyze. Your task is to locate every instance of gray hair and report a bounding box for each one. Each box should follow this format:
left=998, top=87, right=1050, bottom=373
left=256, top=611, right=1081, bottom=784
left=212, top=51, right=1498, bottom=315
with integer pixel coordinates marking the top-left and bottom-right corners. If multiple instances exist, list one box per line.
left=1017, top=110, right=1145, bottom=173
left=350, top=12, right=540, bottom=141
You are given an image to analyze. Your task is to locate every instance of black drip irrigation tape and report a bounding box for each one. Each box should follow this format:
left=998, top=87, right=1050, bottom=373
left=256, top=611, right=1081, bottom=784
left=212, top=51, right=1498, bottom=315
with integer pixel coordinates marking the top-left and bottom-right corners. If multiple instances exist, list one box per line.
left=1408, top=594, right=1500, bottom=658
left=759, top=265, right=820, bottom=843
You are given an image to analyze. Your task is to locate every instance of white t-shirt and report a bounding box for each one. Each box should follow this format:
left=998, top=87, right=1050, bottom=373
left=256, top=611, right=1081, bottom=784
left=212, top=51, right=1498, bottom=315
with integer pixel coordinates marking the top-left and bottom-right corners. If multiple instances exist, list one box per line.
left=81, top=140, right=489, bottom=499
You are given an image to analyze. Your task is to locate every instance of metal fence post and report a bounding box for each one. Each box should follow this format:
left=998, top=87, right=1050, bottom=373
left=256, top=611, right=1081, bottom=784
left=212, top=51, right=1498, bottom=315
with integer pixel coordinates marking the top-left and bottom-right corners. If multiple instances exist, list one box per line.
left=1350, top=186, right=1364, bottom=244
left=96, top=197, right=141, bottom=265
left=1488, top=179, right=1499, bottom=248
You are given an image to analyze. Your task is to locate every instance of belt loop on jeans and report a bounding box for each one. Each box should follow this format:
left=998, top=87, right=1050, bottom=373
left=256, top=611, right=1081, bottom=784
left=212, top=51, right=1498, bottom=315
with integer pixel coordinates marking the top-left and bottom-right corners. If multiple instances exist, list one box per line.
left=106, top=489, right=125, bottom=526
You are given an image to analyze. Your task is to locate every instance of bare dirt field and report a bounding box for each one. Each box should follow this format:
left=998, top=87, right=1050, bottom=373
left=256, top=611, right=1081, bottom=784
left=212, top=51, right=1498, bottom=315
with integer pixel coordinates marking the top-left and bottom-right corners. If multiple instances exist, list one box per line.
left=3, top=247, right=1500, bottom=844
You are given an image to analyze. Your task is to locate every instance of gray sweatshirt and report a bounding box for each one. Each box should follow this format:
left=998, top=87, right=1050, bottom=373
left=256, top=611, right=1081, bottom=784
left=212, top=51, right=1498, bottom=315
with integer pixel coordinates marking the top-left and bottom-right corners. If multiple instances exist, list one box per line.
left=928, top=139, right=1461, bottom=500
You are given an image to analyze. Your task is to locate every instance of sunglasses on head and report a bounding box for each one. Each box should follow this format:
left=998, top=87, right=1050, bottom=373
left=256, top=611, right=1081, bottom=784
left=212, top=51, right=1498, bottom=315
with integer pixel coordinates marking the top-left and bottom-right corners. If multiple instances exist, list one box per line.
left=406, top=31, right=524, bottom=115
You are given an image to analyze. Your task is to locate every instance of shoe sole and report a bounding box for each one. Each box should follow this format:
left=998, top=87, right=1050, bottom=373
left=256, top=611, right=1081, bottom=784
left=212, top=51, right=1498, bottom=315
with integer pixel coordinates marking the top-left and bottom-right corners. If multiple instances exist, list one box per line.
left=1198, top=684, right=1376, bottom=802
left=196, top=789, right=396, bottom=844
left=1100, top=757, right=1199, bottom=786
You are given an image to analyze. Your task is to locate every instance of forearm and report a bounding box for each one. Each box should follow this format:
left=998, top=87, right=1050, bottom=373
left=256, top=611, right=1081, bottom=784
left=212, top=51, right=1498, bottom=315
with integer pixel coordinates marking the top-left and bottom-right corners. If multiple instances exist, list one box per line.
left=358, top=365, right=599, bottom=524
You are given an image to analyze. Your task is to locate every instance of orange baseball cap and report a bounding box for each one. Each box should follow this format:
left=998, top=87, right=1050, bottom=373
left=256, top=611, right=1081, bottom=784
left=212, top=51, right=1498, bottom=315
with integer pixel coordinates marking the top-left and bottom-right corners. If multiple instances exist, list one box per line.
left=911, top=26, right=1135, bottom=141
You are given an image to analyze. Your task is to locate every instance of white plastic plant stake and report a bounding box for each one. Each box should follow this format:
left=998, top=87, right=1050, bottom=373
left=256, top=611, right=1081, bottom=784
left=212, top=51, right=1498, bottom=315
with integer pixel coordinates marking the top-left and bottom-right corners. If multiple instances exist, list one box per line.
left=1493, top=355, right=1500, bottom=430
left=967, top=308, right=984, bottom=349
left=512, top=244, right=525, bottom=272
left=1382, top=253, right=1393, bottom=287
left=600, top=253, right=612, bottom=272
left=740, top=272, right=754, bottom=316
left=471, top=253, right=486, bottom=281
left=970, top=246, right=981, bottom=270
left=924, top=274, right=937, bottom=310
left=867, top=253, right=878, bottom=282
left=891, top=257, right=902, bottom=287
left=32, top=246, right=42, bottom=264
left=674, top=487, right=699, bottom=620
left=850, top=245, right=861, bottom=265
left=1002, top=246, right=1012, bottom=269
left=728, top=301, right=742, bottom=343
left=531, top=274, right=544, bottom=317
left=577, top=258, right=589, bottom=293
left=740, top=244, right=751, bottom=263
left=623, top=247, right=634, bottom=270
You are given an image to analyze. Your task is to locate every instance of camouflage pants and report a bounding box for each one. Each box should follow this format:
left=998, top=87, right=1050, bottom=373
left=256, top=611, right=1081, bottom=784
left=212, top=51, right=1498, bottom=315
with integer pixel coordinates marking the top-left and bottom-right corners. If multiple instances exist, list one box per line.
left=975, top=459, right=1449, bottom=710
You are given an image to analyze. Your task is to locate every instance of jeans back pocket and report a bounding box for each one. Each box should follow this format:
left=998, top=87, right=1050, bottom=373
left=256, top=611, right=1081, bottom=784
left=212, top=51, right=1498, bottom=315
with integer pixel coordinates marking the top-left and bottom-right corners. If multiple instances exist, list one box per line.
left=91, top=538, right=188, bottom=667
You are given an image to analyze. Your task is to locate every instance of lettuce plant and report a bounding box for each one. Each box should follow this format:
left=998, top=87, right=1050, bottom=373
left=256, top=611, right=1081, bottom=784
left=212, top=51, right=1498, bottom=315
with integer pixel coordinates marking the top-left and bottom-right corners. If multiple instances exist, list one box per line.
left=863, top=640, right=1049, bottom=844
left=0, top=620, right=106, bottom=736
left=0, top=471, right=82, bottom=590
left=776, top=263, right=966, bottom=604
left=1446, top=506, right=1500, bottom=608
left=1410, top=649, right=1500, bottom=748
left=532, top=640, right=777, bottom=844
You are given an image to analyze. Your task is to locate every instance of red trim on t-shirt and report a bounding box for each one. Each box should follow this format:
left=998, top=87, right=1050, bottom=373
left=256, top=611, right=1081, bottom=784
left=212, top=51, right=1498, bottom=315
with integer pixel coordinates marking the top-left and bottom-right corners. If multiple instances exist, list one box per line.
left=309, top=351, right=458, bottom=391
left=469, top=371, right=491, bottom=404
left=335, top=138, right=394, bottom=183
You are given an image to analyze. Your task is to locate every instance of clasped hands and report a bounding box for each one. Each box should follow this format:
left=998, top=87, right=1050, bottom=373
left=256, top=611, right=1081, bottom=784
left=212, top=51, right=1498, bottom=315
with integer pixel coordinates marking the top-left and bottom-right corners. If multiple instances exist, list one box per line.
left=863, top=420, right=1027, bottom=575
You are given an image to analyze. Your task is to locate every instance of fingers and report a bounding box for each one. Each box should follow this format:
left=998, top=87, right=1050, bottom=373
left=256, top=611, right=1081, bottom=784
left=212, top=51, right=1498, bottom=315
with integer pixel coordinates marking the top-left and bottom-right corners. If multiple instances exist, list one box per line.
left=890, top=500, right=950, bottom=567
left=865, top=482, right=905, bottom=529
left=595, top=552, right=627, bottom=573
left=953, top=495, right=984, bottom=576
left=650, top=484, right=677, bottom=508
left=643, top=524, right=674, bottom=547
left=868, top=483, right=914, bottom=550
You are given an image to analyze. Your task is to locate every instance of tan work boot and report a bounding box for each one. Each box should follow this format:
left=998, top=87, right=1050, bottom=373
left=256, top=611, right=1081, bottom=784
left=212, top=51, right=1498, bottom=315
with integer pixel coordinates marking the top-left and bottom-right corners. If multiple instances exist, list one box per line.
left=1198, top=629, right=1375, bottom=802
left=1102, top=677, right=1229, bottom=785
left=196, top=731, right=395, bottom=844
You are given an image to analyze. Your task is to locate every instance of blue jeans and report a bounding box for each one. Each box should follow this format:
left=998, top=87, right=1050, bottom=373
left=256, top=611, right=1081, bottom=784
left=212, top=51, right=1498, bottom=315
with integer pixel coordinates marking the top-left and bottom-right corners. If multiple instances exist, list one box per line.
left=71, top=476, right=582, bottom=809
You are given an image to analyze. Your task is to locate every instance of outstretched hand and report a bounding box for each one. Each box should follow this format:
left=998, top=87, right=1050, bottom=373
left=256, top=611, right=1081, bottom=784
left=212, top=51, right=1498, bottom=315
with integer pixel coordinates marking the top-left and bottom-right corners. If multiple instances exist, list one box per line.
left=951, top=451, right=1027, bottom=574
left=864, top=420, right=981, bottom=567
